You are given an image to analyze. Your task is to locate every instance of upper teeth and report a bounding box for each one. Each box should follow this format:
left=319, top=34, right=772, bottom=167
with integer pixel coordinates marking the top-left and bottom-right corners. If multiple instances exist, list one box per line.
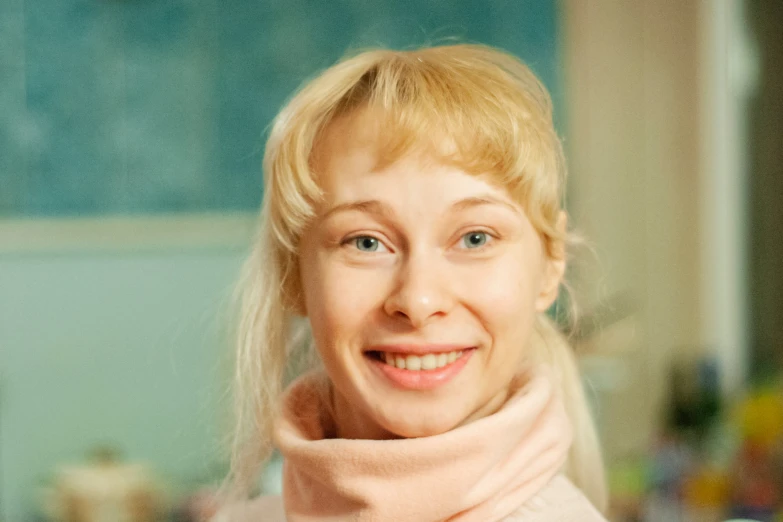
left=382, top=351, right=464, bottom=371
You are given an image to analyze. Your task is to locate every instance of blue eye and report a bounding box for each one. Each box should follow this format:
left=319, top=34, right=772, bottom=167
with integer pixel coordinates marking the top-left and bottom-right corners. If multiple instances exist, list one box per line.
left=354, top=236, right=380, bottom=252
left=462, top=231, right=488, bottom=249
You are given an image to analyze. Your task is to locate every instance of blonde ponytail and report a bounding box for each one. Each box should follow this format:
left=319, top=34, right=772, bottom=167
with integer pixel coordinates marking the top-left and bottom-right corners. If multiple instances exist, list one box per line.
left=225, top=202, right=289, bottom=499
left=531, top=314, right=608, bottom=511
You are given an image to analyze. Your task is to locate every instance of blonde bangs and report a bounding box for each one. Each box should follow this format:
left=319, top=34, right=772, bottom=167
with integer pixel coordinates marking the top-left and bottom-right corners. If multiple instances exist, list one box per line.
left=266, top=44, right=567, bottom=257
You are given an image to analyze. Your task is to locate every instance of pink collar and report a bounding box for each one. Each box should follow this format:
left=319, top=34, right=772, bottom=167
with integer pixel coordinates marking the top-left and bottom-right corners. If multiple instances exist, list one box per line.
left=274, top=368, right=572, bottom=522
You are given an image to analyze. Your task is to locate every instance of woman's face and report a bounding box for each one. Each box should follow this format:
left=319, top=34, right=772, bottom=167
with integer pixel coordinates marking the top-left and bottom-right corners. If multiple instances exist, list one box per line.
left=298, top=111, right=565, bottom=439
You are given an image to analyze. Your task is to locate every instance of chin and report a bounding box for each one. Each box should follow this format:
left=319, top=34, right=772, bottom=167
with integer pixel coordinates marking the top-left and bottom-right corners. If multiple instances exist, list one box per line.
left=376, top=401, right=472, bottom=439
left=390, top=423, right=456, bottom=439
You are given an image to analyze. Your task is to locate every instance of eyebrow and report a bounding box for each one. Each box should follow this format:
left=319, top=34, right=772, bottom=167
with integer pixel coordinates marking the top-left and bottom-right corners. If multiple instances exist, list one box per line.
left=450, top=195, right=523, bottom=216
left=321, top=194, right=521, bottom=221
left=321, top=200, right=394, bottom=221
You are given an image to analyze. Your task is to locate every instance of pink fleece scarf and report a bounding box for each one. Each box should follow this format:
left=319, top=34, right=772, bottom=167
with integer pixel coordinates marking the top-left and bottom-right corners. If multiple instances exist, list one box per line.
left=273, top=368, right=572, bottom=522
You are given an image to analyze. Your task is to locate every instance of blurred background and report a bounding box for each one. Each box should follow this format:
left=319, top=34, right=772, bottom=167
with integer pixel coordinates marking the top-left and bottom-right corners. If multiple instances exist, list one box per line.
left=0, top=0, right=781, bottom=521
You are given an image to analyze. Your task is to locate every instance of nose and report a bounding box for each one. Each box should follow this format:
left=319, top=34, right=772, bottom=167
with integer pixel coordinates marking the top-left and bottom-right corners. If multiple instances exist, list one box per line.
left=383, top=253, right=454, bottom=327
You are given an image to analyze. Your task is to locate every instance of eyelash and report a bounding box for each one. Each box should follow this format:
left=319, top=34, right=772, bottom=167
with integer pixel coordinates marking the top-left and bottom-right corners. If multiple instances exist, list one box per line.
left=456, top=230, right=496, bottom=250
left=340, top=234, right=390, bottom=254
left=341, top=229, right=498, bottom=253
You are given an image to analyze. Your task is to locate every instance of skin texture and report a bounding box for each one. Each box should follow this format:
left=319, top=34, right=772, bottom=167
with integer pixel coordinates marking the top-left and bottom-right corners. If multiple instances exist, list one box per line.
left=298, top=110, right=566, bottom=440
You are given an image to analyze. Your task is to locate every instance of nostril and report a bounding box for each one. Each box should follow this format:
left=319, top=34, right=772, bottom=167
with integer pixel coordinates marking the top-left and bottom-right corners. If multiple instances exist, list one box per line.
left=394, top=310, right=409, bottom=320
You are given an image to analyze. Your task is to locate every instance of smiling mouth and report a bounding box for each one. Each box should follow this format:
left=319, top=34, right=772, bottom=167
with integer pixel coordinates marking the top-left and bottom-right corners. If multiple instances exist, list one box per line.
left=366, top=349, right=470, bottom=371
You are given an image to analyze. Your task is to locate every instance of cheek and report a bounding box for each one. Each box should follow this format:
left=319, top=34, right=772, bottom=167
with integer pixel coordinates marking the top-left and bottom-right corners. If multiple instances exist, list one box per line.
left=460, top=252, right=542, bottom=344
left=301, top=254, right=388, bottom=349
left=470, top=253, right=540, bottom=311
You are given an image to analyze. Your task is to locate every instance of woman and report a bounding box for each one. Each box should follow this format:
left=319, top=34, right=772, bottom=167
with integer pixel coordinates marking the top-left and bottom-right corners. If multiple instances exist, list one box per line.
left=222, top=44, right=608, bottom=521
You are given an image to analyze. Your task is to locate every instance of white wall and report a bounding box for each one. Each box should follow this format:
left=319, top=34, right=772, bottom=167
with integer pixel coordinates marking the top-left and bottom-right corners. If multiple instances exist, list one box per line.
left=562, top=0, right=707, bottom=460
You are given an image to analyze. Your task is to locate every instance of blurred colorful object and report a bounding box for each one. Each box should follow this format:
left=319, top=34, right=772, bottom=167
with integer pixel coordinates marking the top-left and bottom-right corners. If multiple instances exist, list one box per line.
left=737, top=388, right=783, bottom=448
left=41, top=447, right=167, bottom=522
left=610, top=358, right=783, bottom=522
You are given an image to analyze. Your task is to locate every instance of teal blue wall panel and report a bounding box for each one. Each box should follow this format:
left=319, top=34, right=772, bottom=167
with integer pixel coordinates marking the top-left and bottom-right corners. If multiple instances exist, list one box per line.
left=0, top=0, right=561, bottom=217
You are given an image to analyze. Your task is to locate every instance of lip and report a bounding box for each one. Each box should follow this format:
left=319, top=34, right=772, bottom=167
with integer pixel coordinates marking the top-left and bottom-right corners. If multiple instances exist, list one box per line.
left=366, top=347, right=476, bottom=391
left=365, top=344, right=470, bottom=356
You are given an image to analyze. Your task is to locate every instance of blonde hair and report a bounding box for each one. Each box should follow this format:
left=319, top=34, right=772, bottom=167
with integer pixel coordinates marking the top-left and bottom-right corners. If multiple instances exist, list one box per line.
left=228, top=44, right=607, bottom=511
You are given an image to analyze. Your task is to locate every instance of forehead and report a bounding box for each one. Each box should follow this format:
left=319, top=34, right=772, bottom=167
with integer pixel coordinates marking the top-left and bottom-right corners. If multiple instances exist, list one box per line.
left=311, top=110, right=380, bottom=182
left=310, top=108, right=506, bottom=199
